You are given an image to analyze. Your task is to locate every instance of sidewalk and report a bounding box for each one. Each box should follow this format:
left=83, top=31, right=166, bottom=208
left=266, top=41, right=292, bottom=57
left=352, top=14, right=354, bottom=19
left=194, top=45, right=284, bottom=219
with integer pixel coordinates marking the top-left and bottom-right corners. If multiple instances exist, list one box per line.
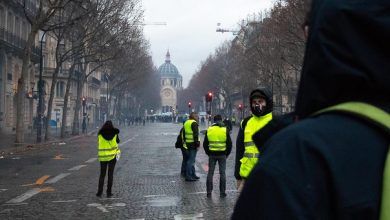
left=0, top=126, right=97, bottom=157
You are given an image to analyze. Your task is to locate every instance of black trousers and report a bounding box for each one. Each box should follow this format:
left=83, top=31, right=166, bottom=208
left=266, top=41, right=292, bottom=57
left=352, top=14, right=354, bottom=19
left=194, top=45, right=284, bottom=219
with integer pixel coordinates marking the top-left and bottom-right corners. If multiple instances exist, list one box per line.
left=97, top=158, right=117, bottom=194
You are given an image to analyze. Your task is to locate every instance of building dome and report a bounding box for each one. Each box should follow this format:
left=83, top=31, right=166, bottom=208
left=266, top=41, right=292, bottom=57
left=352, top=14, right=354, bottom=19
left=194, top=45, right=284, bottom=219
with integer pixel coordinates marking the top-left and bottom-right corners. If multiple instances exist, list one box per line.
left=158, top=51, right=182, bottom=78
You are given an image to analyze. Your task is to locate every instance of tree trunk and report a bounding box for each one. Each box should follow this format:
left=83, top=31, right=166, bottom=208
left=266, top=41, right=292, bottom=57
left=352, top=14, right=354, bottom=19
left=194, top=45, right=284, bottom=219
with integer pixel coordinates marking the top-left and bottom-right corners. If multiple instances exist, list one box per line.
left=16, top=31, right=36, bottom=143
left=61, top=64, right=75, bottom=138
left=44, top=65, right=60, bottom=141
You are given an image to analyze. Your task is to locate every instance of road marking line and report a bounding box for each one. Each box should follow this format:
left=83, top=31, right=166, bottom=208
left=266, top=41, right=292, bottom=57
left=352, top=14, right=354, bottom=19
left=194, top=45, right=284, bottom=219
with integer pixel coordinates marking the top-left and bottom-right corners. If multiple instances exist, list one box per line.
left=0, top=189, right=8, bottom=192
left=52, top=200, right=77, bottom=203
left=188, top=192, right=207, bottom=195
left=174, top=213, right=204, bottom=220
left=87, top=203, right=109, bottom=213
left=6, top=188, right=40, bottom=204
left=85, top=158, right=97, bottom=163
left=45, top=173, right=71, bottom=184
left=120, top=135, right=139, bottom=146
left=68, top=165, right=87, bottom=171
left=2, top=203, right=28, bottom=206
left=144, top=194, right=167, bottom=198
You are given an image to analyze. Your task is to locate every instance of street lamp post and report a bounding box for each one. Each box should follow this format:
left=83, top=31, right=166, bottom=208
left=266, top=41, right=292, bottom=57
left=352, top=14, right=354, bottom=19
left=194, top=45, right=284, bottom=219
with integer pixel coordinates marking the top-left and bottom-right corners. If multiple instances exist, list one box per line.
left=105, top=74, right=109, bottom=121
left=37, top=30, right=46, bottom=143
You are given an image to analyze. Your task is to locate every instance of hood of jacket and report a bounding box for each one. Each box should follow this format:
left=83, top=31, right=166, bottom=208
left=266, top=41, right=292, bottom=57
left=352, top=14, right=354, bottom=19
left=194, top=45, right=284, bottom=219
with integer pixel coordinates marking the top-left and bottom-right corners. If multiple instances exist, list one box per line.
left=99, top=128, right=119, bottom=141
left=295, top=0, right=390, bottom=119
left=250, top=88, right=273, bottom=116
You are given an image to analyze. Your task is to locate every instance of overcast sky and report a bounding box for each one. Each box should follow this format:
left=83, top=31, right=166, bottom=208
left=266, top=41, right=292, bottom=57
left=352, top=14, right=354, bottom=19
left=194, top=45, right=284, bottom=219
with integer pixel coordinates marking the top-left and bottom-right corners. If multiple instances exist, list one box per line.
left=141, top=0, right=274, bottom=88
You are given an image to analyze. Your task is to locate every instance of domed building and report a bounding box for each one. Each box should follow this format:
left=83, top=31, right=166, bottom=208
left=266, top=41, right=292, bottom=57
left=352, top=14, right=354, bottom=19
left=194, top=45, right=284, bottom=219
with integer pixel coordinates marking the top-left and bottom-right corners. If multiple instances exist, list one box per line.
left=158, top=51, right=183, bottom=113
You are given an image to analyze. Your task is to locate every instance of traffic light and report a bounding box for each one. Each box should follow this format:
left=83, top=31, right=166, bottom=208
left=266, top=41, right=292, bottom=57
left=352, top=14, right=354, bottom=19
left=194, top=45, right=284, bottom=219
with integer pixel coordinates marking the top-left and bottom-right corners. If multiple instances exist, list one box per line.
left=188, top=101, right=192, bottom=108
left=238, top=104, right=243, bottom=110
left=205, top=92, right=213, bottom=102
left=82, top=97, right=86, bottom=106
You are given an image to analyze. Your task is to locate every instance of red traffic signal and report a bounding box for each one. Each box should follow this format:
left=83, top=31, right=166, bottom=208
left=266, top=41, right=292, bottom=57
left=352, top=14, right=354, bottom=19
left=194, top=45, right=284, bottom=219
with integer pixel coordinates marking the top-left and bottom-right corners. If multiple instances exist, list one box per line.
left=82, top=97, right=86, bottom=106
left=238, top=104, right=243, bottom=110
left=188, top=102, right=192, bottom=108
left=205, top=92, right=213, bottom=102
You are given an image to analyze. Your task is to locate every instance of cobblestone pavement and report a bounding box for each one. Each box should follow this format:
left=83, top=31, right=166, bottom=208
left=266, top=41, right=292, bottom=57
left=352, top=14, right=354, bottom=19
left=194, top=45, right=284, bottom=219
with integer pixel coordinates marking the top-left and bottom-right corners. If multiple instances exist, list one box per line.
left=0, top=122, right=240, bottom=220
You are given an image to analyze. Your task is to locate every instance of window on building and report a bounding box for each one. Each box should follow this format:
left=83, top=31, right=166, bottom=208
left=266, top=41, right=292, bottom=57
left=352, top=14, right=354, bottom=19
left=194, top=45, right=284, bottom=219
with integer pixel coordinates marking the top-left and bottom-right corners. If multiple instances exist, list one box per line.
left=7, top=12, right=13, bottom=37
left=56, top=81, right=65, bottom=97
left=0, top=6, right=5, bottom=30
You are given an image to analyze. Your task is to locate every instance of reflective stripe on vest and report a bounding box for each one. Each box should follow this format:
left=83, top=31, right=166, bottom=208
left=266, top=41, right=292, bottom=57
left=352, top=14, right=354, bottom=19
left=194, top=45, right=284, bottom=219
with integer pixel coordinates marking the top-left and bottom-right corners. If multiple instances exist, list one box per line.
left=207, top=125, right=227, bottom=152
left=98, top=134, right=120, bottom=161
left=184, top=119, right=196, bottom=143
left=240, top=112, right=273, bottom=178
left=314, top=102, right=390, bottom=220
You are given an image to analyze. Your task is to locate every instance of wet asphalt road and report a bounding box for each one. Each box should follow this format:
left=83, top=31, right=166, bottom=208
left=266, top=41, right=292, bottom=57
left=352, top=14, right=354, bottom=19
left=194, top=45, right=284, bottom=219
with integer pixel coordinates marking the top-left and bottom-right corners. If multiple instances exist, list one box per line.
left=0, top=122, right=240, bottom=220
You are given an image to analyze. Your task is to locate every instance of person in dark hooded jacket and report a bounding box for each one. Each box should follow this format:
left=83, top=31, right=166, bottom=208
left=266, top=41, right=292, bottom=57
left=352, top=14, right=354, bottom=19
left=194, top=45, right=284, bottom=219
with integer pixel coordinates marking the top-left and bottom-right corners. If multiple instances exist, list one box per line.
left=232, top=0, right=390, bottom=219
left=96, top=120, right=120, bottom=198
left=234, top=88, right=273, bottom=190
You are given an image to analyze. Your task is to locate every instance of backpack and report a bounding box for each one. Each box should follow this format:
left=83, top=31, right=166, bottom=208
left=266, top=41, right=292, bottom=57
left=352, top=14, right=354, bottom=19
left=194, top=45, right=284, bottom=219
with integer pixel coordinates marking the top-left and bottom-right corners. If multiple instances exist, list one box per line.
left=315, top=102, right=390, bottom=220
left=175, top=128, right=184, bottom=149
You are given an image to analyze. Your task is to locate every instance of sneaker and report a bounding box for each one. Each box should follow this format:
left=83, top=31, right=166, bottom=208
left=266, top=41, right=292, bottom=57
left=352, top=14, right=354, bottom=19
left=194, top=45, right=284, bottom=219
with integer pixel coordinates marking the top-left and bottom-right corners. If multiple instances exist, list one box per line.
left=96, top=193, right=102, bottom=197
left=220, top=193, right=227, bottom=198
left=107, top=193, right=113, bottom=198
left=192, top=175, right=200, bottom=179
left=185, top=178, right=197, bottom=182
left=207, top=193, right=212, bottom=198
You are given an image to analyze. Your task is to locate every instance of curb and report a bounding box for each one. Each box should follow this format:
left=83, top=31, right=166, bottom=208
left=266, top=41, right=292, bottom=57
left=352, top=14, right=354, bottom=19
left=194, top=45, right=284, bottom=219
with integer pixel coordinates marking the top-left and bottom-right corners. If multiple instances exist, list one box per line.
left=0, top=130, right=97, bottom=157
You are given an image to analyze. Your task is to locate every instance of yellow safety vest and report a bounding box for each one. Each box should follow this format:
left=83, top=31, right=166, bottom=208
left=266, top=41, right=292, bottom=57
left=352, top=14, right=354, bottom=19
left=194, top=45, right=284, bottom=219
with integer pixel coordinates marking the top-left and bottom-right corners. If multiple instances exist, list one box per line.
left=207, top=125, right=227, bottom=152
left=184, top=119, right=196, bottom=143
left=315, top=102, right=390, bottom=220
left=181, top=128, right=188, bottom=150
left=239, top=112, right=273, bottom=178
left=98, top=134, right=120, bottom=162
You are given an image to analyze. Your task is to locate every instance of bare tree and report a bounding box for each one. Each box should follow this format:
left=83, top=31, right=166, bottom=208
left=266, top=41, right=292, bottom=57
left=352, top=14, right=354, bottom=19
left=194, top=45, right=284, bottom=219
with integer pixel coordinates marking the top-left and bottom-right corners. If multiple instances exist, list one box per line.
left=15, top=0, right=79, bottom=143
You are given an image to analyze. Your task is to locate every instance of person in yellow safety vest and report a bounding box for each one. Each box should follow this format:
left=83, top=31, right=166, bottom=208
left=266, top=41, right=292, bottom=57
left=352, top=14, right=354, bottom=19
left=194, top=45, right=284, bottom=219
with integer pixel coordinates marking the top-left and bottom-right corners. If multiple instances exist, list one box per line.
left=232, top=0, right=390, bottom=219
left=203, top=114, right=232, bottom=198
left=96, top=120, right=120, bottom=198
left=234, top=88, right=273, bottom=191
left=182, top=112, right=200, bottom=181
left=175, top=120, right=188, bottom=177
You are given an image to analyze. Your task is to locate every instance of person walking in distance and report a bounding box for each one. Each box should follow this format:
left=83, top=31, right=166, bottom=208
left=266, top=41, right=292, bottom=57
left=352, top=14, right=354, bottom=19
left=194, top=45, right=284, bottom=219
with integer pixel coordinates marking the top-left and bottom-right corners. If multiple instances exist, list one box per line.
left=96, top=120, right=120, bottom=198
left=234, top=88, right=273, bottom=191
left=183, top=112, right=200, bottom=181
left=203, top=114, right=232, bottom=198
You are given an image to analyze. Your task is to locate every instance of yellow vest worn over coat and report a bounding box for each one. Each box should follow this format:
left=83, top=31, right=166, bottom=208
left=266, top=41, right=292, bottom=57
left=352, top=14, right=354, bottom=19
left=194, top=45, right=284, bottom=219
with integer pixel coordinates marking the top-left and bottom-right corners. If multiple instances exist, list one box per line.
left=98, top=134, right=120, bottom=161
left=240, top=112, right=272, bottom=178
left=207, top=125, right=227, bottom=152
left=184, top=119, right=196, bottom=143
left=315, top=102, right=390, bottom=220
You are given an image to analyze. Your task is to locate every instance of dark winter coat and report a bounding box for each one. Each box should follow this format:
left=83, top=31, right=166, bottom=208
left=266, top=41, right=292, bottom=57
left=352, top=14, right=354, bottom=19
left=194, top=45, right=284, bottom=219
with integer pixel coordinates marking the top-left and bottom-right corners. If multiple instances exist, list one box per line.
left=232, top=0, right=390, bottom=219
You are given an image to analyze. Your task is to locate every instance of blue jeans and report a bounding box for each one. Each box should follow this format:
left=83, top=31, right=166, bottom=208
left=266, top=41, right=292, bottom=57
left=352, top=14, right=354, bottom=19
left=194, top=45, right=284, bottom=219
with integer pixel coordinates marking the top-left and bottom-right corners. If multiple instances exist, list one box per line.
left=206, top=155, right=226, bottom=194
left=181, top=148, right=189, bottom=175
left=186, top=148, right=197, bottom=179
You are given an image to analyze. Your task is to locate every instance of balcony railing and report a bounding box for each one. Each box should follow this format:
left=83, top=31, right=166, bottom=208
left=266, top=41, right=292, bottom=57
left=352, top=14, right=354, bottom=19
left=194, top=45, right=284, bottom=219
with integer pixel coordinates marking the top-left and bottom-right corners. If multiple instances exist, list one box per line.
left=0, top=27, right=41, bottom=59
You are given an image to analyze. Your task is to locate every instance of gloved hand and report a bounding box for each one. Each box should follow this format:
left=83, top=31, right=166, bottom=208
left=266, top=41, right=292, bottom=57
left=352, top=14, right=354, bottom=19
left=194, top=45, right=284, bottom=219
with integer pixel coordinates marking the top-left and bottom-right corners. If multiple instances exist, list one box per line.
left=194, top=141, right=200, bottom=148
